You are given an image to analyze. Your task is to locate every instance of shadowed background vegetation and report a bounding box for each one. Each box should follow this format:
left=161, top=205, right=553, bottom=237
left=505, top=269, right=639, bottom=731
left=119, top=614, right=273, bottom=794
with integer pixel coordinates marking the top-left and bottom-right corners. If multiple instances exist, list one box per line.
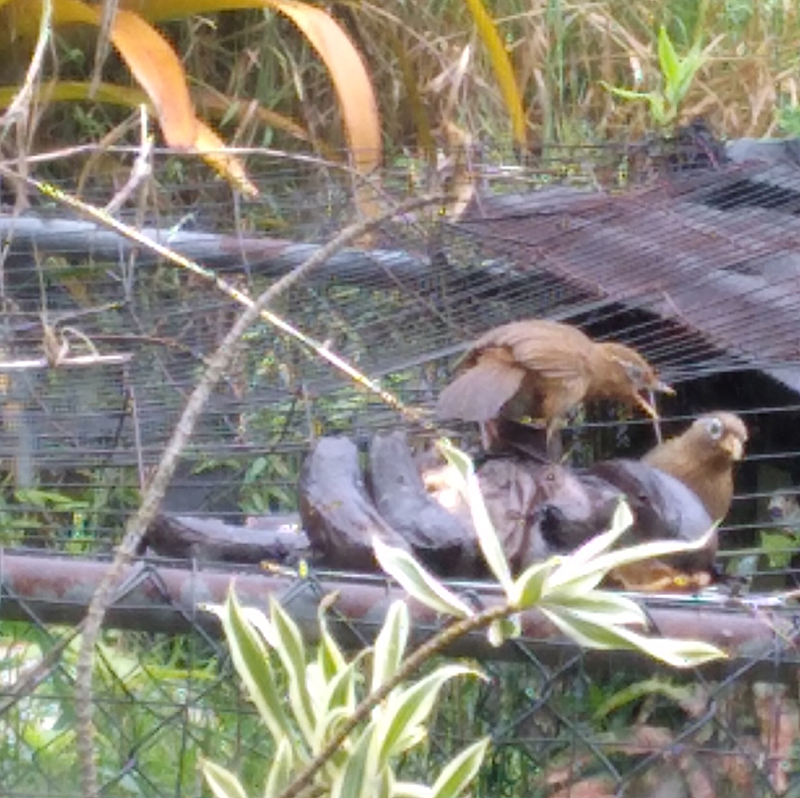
left=1, top=0, right=799, bottom=188
left=1, top=2, right=800, bottom=798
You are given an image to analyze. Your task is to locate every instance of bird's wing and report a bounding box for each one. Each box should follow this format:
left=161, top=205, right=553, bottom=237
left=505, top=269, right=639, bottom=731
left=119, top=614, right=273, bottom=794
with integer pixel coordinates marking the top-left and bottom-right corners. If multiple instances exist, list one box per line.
left=435, top=355, right=526, bottom=422
left=641, top=437, right=682, bottom=470
left=473, top=321, right=593, bottom=384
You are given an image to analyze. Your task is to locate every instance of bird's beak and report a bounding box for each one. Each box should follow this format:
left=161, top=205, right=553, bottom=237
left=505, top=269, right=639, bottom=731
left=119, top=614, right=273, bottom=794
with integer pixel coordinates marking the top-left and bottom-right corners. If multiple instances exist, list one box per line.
left=722, top=435, right=744, bottom=461
left=635, top=391, right=660, bottom=420
left=654, top=380, right=675, bottom=395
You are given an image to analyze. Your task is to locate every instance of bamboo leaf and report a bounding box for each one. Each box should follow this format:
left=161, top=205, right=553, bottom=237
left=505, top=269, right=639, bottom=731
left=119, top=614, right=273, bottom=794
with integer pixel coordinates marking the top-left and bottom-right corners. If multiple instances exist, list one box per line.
left=430, top=737, right=491, bottom=798
left=269, top=596, right=316, bottom=745
left=305, top=660, right=327, bottom=714
left=542, top=591, right=647, bottom=628
left=657, top=26, right=681, bottom=93
left=438, top=439, right=513, bottom=594
left=374, top=664, right=485, bottom=767
left=314, top=705, right=352, bottom=753
left=394, top=784, right=433, bottom=798
left=376, top=765, right=393, bottom=798
left=568, top=501, right=633, bottom=565
left=541, top=607, right=725, bottom=668
left=544, top=528, right=717, bottom=596
left=611, top=626, right=726, bottom=669
left=331, top=722, right=376, bottom=798
left=512, top=559, right=558, bottom=608
left=371, top=599, right=409, bottom=694
left=318, top=594, right=347, bottom=682
left=373, top=537, right=475, bottom=619
left=576, top=528, right=718, bottom=581
left=540, top=606, right=623, bottom=651
left=385, top=724, right=427, bottom=757
left=238, top=605, right=280, bottom=649
left=210, top=589, right=296, bottom=752
left=462, top=0, right=526, bottom=148
left=262, top=739, right=293, bottom=798
left=201, top=758, right=250, bottom=798
left=325, top=656, right=359, bottom=716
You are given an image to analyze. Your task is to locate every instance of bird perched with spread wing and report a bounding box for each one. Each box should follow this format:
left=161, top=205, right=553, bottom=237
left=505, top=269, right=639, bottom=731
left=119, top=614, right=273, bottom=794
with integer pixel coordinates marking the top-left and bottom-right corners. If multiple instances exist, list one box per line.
left=435, top=319, right=672, bottom=457
left=642, top=412, right=748, bottom=522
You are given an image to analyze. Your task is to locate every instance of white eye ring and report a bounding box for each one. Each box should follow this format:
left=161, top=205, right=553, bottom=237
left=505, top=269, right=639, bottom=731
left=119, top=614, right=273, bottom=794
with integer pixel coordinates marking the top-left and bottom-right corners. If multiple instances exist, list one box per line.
left=707, top=417, right=723, bottom=439
left=626, top=363, right=644, bottom=382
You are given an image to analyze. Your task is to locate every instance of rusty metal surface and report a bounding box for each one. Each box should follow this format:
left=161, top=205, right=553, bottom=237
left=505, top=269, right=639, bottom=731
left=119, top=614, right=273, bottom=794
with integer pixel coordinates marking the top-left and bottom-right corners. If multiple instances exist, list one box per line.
left=1, top=549, right=797, bottom=678
left=456, top=157, right=800, bottom=391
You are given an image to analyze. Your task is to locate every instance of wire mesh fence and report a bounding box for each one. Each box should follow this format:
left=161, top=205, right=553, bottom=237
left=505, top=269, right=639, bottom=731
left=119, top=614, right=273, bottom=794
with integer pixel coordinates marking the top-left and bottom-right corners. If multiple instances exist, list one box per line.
left=2, top=134, right=800, bottom=796
left=4, top=555, right=800, bottom=798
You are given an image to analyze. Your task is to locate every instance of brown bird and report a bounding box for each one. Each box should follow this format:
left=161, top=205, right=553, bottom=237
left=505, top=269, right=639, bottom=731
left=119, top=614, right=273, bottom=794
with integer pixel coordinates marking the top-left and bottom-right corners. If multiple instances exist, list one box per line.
left=435, top=319, right=672, bottom=456
left=642, top=412, right=748, bottom=522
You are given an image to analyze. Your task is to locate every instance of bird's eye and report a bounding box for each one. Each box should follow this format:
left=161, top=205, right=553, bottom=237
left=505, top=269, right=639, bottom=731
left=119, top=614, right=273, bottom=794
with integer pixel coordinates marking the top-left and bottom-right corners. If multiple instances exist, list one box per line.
left=707, top=417, right=723, bottom=439
left=625, top=363, right=644, bottom=382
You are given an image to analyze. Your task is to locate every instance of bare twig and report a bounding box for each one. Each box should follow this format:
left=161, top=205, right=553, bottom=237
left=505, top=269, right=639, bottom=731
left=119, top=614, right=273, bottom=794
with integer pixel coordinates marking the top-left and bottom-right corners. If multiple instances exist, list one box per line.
left=104, top=106, right=153, bottom=215
left=0, top=353, right=132, bottom=370
left=0, top=0, right=52, bottom=139
left=1, top=0, right=53, bottom=210
left=89, top=0, right=119, bottom=99
left=30, top=189, right=444, bottom=798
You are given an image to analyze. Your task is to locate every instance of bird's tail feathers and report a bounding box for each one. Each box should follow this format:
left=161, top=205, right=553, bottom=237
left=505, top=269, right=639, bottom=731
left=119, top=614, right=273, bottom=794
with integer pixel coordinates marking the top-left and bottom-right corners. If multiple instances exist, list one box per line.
left=435, top=360, right=525, bottom=422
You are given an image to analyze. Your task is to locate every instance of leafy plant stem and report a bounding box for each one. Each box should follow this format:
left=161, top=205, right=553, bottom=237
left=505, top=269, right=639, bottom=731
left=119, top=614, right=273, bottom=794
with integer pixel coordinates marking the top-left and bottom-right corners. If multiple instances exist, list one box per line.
left=0, top=165, right=450, bottom=798
left=274, top=601, right=512, bottom=798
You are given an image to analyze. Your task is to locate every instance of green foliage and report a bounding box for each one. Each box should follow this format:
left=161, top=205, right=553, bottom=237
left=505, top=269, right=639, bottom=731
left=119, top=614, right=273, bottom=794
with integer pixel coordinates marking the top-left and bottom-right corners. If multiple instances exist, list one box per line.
left=758, top=529, right=798, bottom=569
left=0, top=468, right=139, bottom=551
left=202, top=590, right=488, bottom=798
left=0, top=624, right=235, bottom=795
left=601, top=26, right=719, bottom=128
left=778, top=105, right=800, bottom=138
left=202, top=440, right=725, bottom=798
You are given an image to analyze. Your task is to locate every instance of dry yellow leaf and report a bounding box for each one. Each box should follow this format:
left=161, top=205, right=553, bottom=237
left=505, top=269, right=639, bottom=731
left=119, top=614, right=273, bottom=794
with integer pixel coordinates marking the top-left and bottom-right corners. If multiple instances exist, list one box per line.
left=52, top=0, right=198, bottom=147
left=123, top=0, right=383, bottom=176
left=4, top=0, right=382, bottom=210
left=462, top=0, right=526, bottom=149
left=193, top=120, right=260, bottom=197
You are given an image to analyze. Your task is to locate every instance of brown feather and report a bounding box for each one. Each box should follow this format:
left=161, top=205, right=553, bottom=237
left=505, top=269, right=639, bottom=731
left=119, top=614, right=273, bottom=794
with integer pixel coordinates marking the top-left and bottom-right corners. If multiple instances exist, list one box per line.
left=437, top=320, right=669, bottom=446
left=472, top=320, right=595, bottom=381
left=435, top=355, right=526, bottom=422
left=643, top=412, right=748, bottom=521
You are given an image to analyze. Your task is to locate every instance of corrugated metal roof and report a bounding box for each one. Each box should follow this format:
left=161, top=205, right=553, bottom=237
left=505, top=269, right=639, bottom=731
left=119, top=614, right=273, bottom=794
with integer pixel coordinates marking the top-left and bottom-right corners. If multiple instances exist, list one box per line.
left=455, top=140, right=800, bottom=393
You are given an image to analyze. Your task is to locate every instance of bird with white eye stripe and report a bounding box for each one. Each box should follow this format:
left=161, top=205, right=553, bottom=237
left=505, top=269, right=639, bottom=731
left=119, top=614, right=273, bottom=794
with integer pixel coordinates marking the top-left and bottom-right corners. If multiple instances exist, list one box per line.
left=642, top=412, right=748, bottom=522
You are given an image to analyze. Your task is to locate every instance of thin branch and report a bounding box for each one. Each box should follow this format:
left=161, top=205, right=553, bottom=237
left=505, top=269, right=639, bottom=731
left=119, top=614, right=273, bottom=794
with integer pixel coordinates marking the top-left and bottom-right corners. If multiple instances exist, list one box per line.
left=0, top=0, right=52, bottom=138
left=0, top=353, right=132, bottom=370
left=89, top=0, right=119, bottom=99
left=104, top=105, right=152, bottom=215
left=7, top=173, right=442, bottom=425
left=28, top=189, right=445, bottom=798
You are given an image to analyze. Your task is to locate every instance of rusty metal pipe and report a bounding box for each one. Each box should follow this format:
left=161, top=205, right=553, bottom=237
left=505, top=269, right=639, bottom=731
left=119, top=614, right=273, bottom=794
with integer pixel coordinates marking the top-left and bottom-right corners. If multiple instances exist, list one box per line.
left=0, top=550, right=795, bottom=679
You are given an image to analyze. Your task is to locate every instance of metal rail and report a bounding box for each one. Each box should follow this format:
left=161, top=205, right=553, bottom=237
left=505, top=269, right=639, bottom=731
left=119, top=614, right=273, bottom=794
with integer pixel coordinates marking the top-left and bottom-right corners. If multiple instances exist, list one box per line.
left=0, top=549, right=797, bottom=680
